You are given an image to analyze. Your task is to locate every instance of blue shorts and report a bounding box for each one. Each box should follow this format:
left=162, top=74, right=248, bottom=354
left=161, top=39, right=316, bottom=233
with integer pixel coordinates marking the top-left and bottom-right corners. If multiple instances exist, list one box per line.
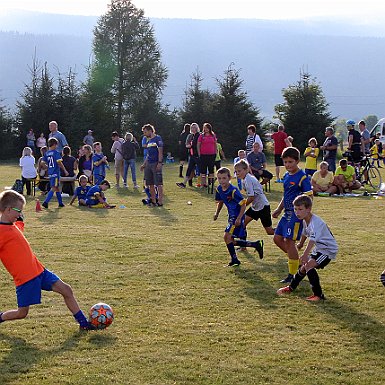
left=225, top=217, right=247, bottom=239
left=93, top=174, right=105, bottom=185
left=275, top=213, right=303, bottom=241
left=49, top=176, right=60, bottom=188
left=16, top=269, right=60, bottom=307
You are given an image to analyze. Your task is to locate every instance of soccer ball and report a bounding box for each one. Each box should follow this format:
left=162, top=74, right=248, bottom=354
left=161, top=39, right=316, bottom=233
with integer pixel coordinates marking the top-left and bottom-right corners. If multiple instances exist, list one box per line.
left=89, top=303, right=114, bottom=330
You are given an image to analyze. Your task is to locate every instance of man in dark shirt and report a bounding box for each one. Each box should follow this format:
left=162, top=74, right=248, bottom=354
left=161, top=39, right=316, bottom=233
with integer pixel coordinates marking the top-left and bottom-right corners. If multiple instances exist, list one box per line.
left=320, top=127, right=338, bottom=173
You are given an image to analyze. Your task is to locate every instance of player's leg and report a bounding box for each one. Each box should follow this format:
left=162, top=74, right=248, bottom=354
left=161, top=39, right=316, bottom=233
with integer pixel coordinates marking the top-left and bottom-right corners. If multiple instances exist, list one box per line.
left=224, top=224, right=241, bottom=266
left=306, top=254, right=330, bottom=300
left=43, top=177, right=56, bottom=207
left=259, top=205, right=275, bottom=235
left=0, top=306, right=29, bottom=322
left=380, top=270, right=385, bottom=287
left=273, top=217, right=288, bottom=252
left=233, top=217, right=264, bottom=259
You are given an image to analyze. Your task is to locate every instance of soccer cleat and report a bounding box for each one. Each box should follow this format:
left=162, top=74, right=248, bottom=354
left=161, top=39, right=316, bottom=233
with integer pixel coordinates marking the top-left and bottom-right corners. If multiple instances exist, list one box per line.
left=228, top=258, right=241, bottom=267
left=58, top=203, right=65, bottom=208
left=42, top=202, right=48, bottom=209
left=280, top=274, right=293, bottom=283
left=133, top=185, right=140, bottom=189
left=79, top=322, right=97, bottom=331
left=176, top=182, right=186, bottom=188
left=306, top=294, right=325, bottom=302
left=276, top=286, right=292, bottom=295
left=142, top=199, right=149, bottom=205
left=255, top=240, right=264, bottom=259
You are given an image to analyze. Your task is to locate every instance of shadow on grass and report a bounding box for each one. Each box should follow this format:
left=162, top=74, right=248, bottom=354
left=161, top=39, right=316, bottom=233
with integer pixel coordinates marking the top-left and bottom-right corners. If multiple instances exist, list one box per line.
left=0, top=329, right=116, bottom=384
left=316, top=298, right=385, bottom=356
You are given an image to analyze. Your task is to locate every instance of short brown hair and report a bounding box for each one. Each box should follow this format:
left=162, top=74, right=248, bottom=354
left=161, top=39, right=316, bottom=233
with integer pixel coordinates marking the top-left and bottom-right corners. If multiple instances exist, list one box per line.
left=247, top=124, right=256, bottom=133
left=48, top=137, right=58, bottom=147
left=293, top=194, right=312, bottom=209
left=216, top=167, right=231, bottom=178
left=234, top=160, right=249, bottom=171
left=0, top=190, right=26, bottom=212
left=281, top=146, right=300, bottom=161
left=142, top=124, right=155, bottom=133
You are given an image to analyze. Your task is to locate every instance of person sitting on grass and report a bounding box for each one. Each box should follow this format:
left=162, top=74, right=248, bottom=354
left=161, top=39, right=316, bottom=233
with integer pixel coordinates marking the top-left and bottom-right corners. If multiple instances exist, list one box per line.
left=85, top=180, right=115, bottom=209
left=69, top=175, right=90, bottom=206
left=333, top=158, right=361, bottom=194
left=0, top=190, right=94, bottom=330
left=213, top=167, right=263, bottom=267
left=277, top=194, right=338, bottom=301
left=311, top=161, right=337, bottom=196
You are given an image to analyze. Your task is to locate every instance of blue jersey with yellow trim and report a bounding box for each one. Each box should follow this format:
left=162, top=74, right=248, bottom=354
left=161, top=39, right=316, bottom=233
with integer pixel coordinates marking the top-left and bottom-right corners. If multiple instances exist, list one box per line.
left=215, top=183, right=247, bottom=220
left=282, top=169, right=312, bottom=215
left=92, top=153, right=106, bottom=177
left=74, top=185, right=90, bottom=201
left=146, top=135, right=163, bottom=163
left=43, top=149, right=62, bottom=178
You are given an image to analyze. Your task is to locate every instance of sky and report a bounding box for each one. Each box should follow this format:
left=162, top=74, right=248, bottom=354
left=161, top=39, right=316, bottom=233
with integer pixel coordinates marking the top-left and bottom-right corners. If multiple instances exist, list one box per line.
left=0, top=0, right=384, bottom=22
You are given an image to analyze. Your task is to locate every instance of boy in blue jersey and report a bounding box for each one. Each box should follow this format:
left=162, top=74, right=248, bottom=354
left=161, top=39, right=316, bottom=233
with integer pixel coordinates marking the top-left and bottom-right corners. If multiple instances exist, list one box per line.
left=42, top=138, right=69, bottom=209
left=214, top=167, right=264, bottom=266
left=92, top=142, right=109, bottom=185
left=85, top=180, right=115, bottom=208
left=69, top=175, right=90, bottom=206
left=272, top=147, right=313, bottom=283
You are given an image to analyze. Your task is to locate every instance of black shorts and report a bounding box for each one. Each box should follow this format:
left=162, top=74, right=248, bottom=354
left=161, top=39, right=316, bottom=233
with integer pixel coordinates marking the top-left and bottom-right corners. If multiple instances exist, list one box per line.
left=274, top=154, right=284, bottom=167
left=245, top=205, right=272, bottom=228
left=179, top=147, right=189, bottom=161
left=200, top=154, right=216, bottom=175
left=309, top=251, right=332, bottom=269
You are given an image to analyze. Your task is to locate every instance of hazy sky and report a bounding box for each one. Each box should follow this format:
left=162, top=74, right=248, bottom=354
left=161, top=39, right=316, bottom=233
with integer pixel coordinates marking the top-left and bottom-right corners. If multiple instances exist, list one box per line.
left=0, top=0, right=384, bottom=21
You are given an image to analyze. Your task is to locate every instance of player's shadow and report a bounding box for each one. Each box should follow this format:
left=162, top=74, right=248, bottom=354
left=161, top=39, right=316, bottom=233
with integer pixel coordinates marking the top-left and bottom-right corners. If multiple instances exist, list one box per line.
left=315, top=298, right=385, bottom=356
left=0, top=330, right=116, bottom=384
left=145, top=197, right=179, bottom=225
left=36, top=208, right=61, bottom=224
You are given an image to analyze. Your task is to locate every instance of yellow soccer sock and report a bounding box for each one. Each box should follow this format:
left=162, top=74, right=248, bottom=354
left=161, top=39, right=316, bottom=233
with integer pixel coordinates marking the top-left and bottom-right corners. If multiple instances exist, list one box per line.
left=288, top=259, right=299, bottom=275
left=197, top=175, right=202, bottom=185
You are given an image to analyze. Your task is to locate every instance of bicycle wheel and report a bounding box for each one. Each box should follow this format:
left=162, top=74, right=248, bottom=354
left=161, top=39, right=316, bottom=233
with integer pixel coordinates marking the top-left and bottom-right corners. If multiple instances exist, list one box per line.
left=367, top=166, right=382, bottom=190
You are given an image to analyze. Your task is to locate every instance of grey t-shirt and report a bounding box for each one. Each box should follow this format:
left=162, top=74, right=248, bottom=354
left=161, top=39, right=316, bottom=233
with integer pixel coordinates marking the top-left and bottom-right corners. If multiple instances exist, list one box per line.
left=242, top=173, right=269, bottom=212
left=361, top=129, right=370, bottom=154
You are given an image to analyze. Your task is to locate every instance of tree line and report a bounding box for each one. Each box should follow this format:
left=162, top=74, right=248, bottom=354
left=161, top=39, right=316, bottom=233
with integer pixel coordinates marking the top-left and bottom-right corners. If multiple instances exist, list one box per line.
left=0, top=0, right=334, bottom=160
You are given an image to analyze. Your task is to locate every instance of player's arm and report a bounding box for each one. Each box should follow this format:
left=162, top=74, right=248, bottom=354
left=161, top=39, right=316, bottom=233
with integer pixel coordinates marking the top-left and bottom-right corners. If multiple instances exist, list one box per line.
left=69, top=191, right=77, bottom=205
left=272, top=197, right=284, bottom=218
left=300, top=239, right=315, bottom=265
left=297, top=234, right=307, bottom=250
left=156, top=146, right=163, bottom=170
left=235, top=200, right=247, bottom=227
left=213, top=201, right=223, bottom=220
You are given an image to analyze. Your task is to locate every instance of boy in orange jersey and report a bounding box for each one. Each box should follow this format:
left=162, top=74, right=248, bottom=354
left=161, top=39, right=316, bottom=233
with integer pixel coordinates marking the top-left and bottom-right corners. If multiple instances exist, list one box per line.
left=0, top=190, right=94, bottom=330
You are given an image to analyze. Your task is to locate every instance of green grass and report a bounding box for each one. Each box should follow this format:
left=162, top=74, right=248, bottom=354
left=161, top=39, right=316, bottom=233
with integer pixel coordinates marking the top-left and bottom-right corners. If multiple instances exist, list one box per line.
left=0, top=162, right=384, bottom=385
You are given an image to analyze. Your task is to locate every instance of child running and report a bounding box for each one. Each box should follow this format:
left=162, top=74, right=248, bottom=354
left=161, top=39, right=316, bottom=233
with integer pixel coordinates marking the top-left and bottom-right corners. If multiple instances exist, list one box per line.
left=234, top=160, right=274, bottom=237
left=272, top=147, right=313, bottom=283
left=277, top=195, right=338, bottom=301
left=213, top=167, right=263, bottom=266
left=0, top=190, right=94, bottom=329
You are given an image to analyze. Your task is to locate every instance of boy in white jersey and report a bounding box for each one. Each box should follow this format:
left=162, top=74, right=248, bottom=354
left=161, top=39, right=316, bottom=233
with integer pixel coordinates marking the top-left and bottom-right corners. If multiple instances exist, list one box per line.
left=277, top=194, right=338, bottom=301
left=234, top=160, right=274, bottom=241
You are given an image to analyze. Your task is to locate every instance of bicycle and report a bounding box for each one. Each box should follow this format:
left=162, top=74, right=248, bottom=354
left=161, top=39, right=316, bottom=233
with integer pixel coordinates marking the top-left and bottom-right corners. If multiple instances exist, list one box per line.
left=351, top=154, right=382, bottom=190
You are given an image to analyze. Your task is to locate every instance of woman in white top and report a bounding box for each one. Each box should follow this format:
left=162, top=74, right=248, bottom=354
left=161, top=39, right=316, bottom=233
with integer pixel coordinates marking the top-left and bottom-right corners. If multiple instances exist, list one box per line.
left=19, top=147, right=37, bottom=195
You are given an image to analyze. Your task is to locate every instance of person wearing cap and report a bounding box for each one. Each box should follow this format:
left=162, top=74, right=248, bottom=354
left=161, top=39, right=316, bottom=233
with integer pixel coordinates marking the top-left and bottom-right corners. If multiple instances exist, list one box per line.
left=346, top=120, right=363, bottom=163
left=83, top=130, right=94, bottom=146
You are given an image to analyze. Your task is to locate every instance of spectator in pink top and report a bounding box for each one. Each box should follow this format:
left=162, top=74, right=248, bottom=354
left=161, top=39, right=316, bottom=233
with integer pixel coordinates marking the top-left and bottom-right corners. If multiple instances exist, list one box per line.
left=197, top=122, right=217, bottom=189
left=271, top=124, right=290, bottom=182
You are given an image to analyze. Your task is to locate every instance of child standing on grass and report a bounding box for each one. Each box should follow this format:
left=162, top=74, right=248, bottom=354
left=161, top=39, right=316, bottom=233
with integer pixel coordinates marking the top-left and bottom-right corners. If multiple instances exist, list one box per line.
left=42, top=137, right=68, bottom=209
left=272, top=147, right=313, bottom=283
left=0, top=190, right=94, bottom=330
left=304, top=137, right=319, bottom=177
left=92, top=142, right=109, bottom=185
left=277, top=195, right=338, bottom=301
left=234, top=160, right=274, bottom=237
left=213, top=167, right=264, bottom=266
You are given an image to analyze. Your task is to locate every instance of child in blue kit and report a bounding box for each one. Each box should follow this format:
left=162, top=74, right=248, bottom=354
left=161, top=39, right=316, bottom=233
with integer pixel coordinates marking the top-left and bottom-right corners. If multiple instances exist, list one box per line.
left=85, top=180, right=115, bottom=208
left=92, top=142, right=109, bottom=185
left=69, top=175, right=90, bottom=206
left=0, top=190, right=94, bottom=330
left=213, top=167, right=264, bottom=266
left=272, top=147, right=313, bottom=283
left=42, top=137, right=69, bottom=209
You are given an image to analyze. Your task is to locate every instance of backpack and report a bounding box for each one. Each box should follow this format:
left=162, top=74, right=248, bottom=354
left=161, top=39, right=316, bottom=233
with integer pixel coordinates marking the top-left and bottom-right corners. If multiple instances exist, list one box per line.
left=12, top=179, right=24, bottom=194
left=121, top=140, right=138, bottom=160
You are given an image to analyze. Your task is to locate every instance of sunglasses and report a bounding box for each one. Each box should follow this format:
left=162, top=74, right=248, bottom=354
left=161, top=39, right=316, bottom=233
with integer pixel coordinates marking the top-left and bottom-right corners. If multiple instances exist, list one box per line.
left=11, top=207, right=23, bottom=213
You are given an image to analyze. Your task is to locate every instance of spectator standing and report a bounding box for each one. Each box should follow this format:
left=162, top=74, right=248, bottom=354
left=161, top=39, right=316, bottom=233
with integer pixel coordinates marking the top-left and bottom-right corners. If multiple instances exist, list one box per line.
left=346, top=120, right=363, bottom=163
left=358, top=120, right=370, bottom=155
left=19, top=147, right=37, bottom=195
left=122, top=132, right=140, bottom=189
left=245, top=124, right=263, bottom=155
left=83, top=130, right=95, bottom=146
left=26, top=129, right=36, bottom=154
left=36, top=133, right=47, bottom=151
left=215, top=141, right=226, bottom=171
left=178, top=124, right=190, bottom=178
left=48, top=121, right=68, bottom=153
left=303, top=138, right=320, bottom=177
left=111, top=131, right=125, bottom=188
left=320, top=127, right=338, bottom=173
left=271, top=125, right=288, bottom=182
left=197, top=122, right=217, bottom=189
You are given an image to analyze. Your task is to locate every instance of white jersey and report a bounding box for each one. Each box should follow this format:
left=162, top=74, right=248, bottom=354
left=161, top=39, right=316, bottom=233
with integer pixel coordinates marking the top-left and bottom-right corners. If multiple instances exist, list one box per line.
left=242, top=173, right=269, bottom=212
left=303, top=214, right=338, bottom=260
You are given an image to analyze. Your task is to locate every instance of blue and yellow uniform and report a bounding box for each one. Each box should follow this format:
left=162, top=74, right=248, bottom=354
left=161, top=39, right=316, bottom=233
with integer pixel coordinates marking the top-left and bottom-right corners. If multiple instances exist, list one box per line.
left=74, top=185, right=90, bottom=203
left=275, top=169, right=312, bottom=240
left=85, top=185, right=104, bottom=206
left=215, top=184, right=247, bottom=239
left=92, top=153, right=106, bottom=185
left=42, top=149, right=62, bottom=188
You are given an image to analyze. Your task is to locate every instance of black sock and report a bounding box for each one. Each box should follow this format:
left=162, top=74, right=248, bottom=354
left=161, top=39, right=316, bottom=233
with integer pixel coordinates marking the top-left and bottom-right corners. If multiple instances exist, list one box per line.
left=0, top=312, right=4, bottom=323
left=236, top=239, right=259, bottom=248
left=380, top=272, right=385, bottom=287
left=290, top=268, right=306, bottom=290
left=179, top=165, right=183, bottom=176
left=226, top=242, right=237, bottom=260
left=307, top=268, right=323, bottom=297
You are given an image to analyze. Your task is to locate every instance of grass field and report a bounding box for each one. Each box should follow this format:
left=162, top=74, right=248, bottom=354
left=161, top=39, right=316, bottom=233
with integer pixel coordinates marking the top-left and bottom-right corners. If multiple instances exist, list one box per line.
left=0, top=162, right=384, bottom=385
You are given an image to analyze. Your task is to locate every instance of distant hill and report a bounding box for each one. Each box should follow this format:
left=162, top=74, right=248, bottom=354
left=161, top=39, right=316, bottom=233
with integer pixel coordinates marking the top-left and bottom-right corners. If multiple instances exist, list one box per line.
left=1, top=10, right=385, bottom=121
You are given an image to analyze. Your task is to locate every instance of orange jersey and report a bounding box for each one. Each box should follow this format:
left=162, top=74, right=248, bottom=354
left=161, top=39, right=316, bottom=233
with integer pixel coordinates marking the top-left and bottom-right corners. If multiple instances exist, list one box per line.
left=0, top=221, right=44, bottom=286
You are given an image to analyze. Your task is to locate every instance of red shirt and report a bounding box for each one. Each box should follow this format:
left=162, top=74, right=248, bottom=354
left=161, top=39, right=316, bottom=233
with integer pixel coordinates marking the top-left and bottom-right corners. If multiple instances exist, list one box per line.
left=0, top=221, right=44, bottom=286
left=271, top=131, right=288, bottom=155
